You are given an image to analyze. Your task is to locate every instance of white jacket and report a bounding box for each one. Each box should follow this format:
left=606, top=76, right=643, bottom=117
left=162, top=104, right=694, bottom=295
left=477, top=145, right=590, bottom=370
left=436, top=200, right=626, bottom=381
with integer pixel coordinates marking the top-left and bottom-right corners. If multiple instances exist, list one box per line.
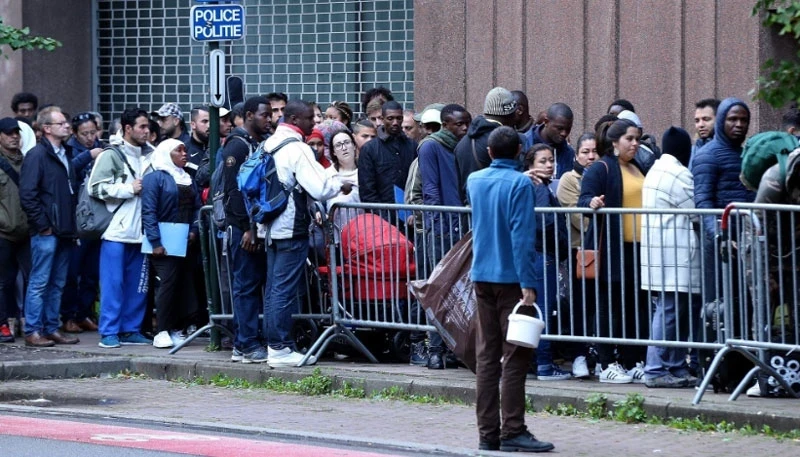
left=88, top=139, right=152, bottom=243
left=640, top=154, right=702, bottom=294
left=264, top=125, right=342, bottom=241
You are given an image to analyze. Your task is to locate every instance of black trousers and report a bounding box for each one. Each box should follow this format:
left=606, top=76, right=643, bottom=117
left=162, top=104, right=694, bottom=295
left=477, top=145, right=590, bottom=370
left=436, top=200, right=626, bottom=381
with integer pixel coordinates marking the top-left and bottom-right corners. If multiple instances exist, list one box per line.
left=150, top=255, right=199, bottom=333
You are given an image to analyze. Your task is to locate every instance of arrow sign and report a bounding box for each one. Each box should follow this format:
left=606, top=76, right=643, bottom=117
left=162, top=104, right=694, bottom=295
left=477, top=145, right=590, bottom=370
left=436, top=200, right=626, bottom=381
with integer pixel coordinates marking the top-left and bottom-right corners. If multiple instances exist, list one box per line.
left=209, top=49, right=226, bottom=107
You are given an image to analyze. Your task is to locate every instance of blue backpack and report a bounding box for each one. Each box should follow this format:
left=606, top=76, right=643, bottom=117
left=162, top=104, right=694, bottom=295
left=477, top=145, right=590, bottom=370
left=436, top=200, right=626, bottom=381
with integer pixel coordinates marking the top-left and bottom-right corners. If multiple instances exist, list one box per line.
left=236, top=137, right=299, bottom=224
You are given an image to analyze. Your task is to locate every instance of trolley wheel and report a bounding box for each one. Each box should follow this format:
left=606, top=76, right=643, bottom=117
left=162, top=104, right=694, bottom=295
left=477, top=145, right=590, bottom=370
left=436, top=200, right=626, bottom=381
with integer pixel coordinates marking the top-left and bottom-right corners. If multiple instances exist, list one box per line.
left=391, top=331, right=411, bottom=364
left=293, top=319, right=320, bottom=354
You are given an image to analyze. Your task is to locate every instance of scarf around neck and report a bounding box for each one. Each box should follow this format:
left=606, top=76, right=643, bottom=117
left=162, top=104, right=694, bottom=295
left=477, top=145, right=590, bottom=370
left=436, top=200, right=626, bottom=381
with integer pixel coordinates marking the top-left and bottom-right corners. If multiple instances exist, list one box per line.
left=425, top=128, right=459, bottom=151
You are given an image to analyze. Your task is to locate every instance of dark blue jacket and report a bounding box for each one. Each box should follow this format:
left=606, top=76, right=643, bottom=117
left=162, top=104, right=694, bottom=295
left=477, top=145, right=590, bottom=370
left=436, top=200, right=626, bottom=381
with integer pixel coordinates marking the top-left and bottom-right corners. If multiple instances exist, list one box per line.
left=691, top=97, right=756, bottom=240
left=66, top=136, right=102, bottom=180
left=141, top=170, right=201, bottom=249
left=578, top=155, right=625, bottom=282
left=19, top=137, right=78, bottom=237
left=526, top=124, right=575, bottom=179
left=419, top=136, right=461, bottom=235
left=533, top=181, right=569, bottom=261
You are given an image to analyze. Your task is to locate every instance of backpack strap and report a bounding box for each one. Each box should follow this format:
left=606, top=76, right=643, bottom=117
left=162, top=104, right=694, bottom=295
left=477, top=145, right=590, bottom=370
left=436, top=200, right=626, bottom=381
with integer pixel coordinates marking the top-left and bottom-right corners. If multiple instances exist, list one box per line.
left=265, top=137, right=301, bottom=156
left=105, top=144, right=137, bottom=179
left=471, top=138, right=486, bottom=170
left=0, top=155, right=19, bottom=186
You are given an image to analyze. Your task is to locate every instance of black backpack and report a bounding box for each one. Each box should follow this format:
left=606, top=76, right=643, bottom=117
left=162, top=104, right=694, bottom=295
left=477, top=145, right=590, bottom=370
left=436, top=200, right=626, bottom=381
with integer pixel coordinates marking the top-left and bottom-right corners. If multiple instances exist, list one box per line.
left=210, top=135, right=255, bottom=229
left=75, top=145, right=136, bottom=239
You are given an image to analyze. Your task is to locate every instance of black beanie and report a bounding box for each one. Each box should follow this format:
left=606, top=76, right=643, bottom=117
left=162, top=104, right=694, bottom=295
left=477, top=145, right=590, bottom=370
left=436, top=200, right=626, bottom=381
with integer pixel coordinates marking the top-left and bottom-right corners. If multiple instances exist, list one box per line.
left=661, top=126, right=692, bottom=167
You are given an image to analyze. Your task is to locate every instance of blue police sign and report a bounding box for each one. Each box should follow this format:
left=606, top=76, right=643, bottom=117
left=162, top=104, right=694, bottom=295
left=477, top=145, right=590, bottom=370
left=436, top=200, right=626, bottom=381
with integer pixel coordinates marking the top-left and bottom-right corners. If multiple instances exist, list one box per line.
left=190, top=4, right=245, bottom=42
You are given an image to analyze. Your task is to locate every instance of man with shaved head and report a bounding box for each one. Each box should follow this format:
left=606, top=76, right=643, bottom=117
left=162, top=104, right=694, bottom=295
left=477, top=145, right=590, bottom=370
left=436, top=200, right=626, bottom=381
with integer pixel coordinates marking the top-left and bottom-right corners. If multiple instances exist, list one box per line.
left=525, top=102, right=575, bottom=178
left=511, top=90, right=534, bottom=135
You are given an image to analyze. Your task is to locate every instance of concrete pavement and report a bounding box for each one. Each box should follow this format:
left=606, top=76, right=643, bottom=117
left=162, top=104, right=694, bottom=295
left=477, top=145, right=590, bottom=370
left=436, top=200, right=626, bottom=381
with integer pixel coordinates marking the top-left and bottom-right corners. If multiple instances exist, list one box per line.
left=1, top=333, right=799, bottom=456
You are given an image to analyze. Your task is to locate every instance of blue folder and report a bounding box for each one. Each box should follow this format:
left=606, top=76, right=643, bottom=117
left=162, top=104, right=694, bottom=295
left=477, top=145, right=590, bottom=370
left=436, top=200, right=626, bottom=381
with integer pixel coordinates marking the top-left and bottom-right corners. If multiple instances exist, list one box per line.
left=141, top=222, right=190, bottom=257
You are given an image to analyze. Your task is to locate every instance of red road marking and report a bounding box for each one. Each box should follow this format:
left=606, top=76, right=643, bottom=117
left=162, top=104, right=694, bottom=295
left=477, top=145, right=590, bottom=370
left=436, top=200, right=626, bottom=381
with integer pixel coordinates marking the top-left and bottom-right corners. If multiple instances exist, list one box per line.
left=0, top=415, right=399, bottom=457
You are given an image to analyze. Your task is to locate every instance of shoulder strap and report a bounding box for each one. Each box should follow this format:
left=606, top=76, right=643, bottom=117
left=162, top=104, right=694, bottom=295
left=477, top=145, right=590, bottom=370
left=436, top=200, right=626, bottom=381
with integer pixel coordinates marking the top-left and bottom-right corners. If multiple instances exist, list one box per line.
left=0, top=155, right=19, bottom=186
left=471, top=138, right=486, bottom=170
left=106, top=145, right=137, bottom=179
left=266, top=137, right=300, bottom=156
left=231, top=135, right=256, bottom=158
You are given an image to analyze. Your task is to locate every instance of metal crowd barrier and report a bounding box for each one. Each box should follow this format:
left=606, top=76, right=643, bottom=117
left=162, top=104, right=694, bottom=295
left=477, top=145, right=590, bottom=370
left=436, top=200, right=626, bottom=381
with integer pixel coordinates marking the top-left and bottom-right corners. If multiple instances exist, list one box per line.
left=693, top=203, right=800, bottom=403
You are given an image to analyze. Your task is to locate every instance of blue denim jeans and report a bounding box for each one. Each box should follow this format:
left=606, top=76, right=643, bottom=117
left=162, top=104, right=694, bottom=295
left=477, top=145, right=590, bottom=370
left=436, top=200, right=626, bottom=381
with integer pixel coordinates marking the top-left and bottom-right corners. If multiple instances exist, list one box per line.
left=24, top=235, right=72, bottom=335
left=229, top=226, right=265, bottom=353
left=644, top=292, right=702, bottom=379
left=533, top=252, right=558, bottom=372
left=264, top=238, right=307, bottom=350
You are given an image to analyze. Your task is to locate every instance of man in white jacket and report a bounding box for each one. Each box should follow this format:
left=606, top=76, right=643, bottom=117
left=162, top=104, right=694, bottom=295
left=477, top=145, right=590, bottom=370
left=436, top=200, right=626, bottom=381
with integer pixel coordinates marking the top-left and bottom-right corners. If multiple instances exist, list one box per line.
left=88, top=107, right=153, bottom=349
left=640, top=127, right=702, bottom=388
left=263, top=100, right=350, bottom=368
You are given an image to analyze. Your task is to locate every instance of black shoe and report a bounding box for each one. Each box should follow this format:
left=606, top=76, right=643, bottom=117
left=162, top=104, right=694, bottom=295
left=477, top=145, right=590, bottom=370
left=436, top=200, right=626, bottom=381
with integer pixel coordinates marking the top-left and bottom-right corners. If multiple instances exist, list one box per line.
left=427, top=352, right=444, bottom=369
left=500, top=430, right=555, bottom=453
left=478, top=440, right=500, bottom=451
left=444, top=352, right=460, bottom=369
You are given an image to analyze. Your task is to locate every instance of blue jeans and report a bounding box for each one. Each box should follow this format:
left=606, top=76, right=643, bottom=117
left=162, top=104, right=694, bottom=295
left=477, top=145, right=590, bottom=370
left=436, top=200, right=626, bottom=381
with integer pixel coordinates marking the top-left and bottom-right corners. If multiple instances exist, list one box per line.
left=0, top=237, right=30, bottom=323
left=264, top=238, right=307, bottom=350
left=61, top=238, right=100, bottom=321
left=644, top=292, right=702, bottom=379
left=98, top=240, right=149, bottom=337
left=533, top=252, right=558, bottom=371
left=24, top=235, right=72, bottom=335
left=229, top=226, right=265, bottom=352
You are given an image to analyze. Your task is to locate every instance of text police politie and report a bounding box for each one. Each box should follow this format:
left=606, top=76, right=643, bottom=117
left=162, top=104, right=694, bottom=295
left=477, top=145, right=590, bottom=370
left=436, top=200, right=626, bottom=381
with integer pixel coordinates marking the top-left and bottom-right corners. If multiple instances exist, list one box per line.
left=190, top=4, right=246, bottom=42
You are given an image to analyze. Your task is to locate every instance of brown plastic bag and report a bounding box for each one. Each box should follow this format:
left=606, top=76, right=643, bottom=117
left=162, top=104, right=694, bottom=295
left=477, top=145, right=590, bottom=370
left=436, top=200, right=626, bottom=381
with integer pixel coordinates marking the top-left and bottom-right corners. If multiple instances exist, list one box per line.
left=409, top=232, right=477, bottom=373
left=575, top=248, right=599, bottom=280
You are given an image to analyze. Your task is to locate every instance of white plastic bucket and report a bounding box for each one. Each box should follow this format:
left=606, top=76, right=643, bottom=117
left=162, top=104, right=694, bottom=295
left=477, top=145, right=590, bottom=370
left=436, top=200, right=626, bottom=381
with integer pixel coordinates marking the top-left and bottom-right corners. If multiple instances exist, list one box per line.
left=506, top=301, right=545, bottom=348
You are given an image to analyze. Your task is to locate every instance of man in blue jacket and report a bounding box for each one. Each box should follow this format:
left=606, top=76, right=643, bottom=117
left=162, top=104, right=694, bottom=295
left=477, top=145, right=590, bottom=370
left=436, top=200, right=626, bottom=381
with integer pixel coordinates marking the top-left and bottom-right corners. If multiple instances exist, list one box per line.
left=418, top=103, right=471, bottom=369
left=692, top=97, right=755, bottom=304
left=525, top=102, right=575, bottom=179
left=468, top=126, right=554, bottom=453
left=19, top=106, right=80, bottom=347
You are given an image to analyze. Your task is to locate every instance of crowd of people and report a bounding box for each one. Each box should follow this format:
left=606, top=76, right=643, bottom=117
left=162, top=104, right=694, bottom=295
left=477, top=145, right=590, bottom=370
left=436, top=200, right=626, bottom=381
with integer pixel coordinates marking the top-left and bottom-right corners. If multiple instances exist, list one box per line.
left=1, top=86, right=798, bottom=385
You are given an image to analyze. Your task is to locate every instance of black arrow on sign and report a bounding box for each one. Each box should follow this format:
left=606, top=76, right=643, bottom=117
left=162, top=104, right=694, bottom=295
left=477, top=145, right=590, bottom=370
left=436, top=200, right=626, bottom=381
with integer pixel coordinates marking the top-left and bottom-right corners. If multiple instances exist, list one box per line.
left=214, top=53, right=222, bottom=101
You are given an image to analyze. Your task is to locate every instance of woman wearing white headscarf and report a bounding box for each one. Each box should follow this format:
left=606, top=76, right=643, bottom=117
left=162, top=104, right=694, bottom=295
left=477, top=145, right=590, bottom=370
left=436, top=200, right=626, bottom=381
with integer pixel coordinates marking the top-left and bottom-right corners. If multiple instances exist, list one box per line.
left=141, top=138, right=201, bottom=349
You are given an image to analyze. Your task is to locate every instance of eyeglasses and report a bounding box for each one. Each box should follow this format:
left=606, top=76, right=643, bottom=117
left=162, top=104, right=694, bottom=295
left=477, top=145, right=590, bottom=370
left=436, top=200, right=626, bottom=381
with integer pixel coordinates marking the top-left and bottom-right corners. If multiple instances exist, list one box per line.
left=333, top=139, right=353, bottom=150
left=72, top=112, right=94, bottom=124
left=44, top=121, right=69, bottom=126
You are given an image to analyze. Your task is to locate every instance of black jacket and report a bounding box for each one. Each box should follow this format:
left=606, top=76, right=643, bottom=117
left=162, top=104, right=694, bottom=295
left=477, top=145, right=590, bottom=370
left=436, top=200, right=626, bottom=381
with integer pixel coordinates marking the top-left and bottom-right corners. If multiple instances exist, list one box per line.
left=358, top=126, right=417, bottom=204
left=453, top=116, right=502, bottom=205
left=221, top=127, right=259, bottom=231
left=19, top=137, right=78, bottom=237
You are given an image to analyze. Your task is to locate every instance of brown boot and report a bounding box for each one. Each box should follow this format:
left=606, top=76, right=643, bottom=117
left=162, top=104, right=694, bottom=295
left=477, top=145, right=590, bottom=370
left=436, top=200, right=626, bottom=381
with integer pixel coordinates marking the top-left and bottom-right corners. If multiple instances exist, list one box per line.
left=45, top=330, right=80, bottom=345
left=76, top=317, right=98, bottom=332
left=61, top=319, right=84, bottom=334
left=25, top=331, right=55, bottom=347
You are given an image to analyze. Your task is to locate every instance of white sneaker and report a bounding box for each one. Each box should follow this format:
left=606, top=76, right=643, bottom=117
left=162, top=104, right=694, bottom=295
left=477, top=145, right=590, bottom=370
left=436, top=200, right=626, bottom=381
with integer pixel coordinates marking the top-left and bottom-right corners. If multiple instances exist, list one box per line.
left=170, top=331, right=186, bottom=346
left=267, top=347, right=318, bottom=368
left=153, top=331, right=173, bottom=349
left=599, top=363, right=633, bottom=384
left=572, top=356, right=590, bottom=378
left=627, top=362, right=646, bottom=384
left=746, top=381, right=761, bottom=397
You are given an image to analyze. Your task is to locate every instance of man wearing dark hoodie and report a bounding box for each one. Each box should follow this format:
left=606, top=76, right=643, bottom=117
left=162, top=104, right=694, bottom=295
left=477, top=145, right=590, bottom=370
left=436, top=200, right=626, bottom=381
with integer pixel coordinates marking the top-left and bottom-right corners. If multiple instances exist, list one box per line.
left=692, top=97, right=755, bottom=304
left=525, top=102, right=575, bottom=179
left=454, top=87, right=519, bottom=205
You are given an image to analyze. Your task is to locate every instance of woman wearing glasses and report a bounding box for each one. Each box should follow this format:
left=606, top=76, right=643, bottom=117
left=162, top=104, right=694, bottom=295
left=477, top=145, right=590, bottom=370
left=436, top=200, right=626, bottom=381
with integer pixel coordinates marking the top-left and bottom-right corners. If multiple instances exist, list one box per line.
left=325, top=130, right=361, bottom=230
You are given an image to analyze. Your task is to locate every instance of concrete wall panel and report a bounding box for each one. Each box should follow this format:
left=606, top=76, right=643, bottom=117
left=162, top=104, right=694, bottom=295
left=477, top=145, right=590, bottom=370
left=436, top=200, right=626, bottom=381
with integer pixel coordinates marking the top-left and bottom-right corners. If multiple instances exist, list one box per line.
left=413, top=0, right=467, bottom=110
left=465, top=0, right=496, bottom=114
left=618, top=0, right=683, bottom=137
left=494, top=0, right=525, bottom=91
left=525, top=0, right=585, bottom=132
left=584, top=0, right=619, bottom=133
left=683, top=0, right=717, bottom=130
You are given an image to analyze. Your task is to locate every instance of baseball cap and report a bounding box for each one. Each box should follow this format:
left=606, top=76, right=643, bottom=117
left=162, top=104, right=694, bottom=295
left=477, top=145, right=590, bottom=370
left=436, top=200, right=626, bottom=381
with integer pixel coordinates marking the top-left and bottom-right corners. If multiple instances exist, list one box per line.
left=618, top=110, right=642, bottom=129
left=219, top=107, right=231, bottom=117
left=0, top=117, right=21, bottom=134
left=151, top=102, right=183, bottom=119
left=413, top=103, right=446, bottom=122
left=484, top=87, right=517, bottom=116
left=420, top=109, right=441, bottom=125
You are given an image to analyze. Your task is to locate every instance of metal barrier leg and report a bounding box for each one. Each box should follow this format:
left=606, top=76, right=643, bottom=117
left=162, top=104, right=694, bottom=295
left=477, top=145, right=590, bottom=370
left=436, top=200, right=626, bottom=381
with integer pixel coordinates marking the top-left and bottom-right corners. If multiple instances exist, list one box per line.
left=299, top=322, right=380, bottom=366
left=725, top=344, right=800, bottom=400
left=692, top=346, right=731, bottom=405
left=169, top=321, right=235, bottom=355
left=729, top=366, right=760, bottom=401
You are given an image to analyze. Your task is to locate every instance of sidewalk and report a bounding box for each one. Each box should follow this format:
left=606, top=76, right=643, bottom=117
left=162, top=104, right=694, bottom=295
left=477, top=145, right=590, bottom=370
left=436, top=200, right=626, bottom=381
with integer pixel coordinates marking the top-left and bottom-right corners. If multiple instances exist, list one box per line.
left=1, top=332, right=799, bottom=438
